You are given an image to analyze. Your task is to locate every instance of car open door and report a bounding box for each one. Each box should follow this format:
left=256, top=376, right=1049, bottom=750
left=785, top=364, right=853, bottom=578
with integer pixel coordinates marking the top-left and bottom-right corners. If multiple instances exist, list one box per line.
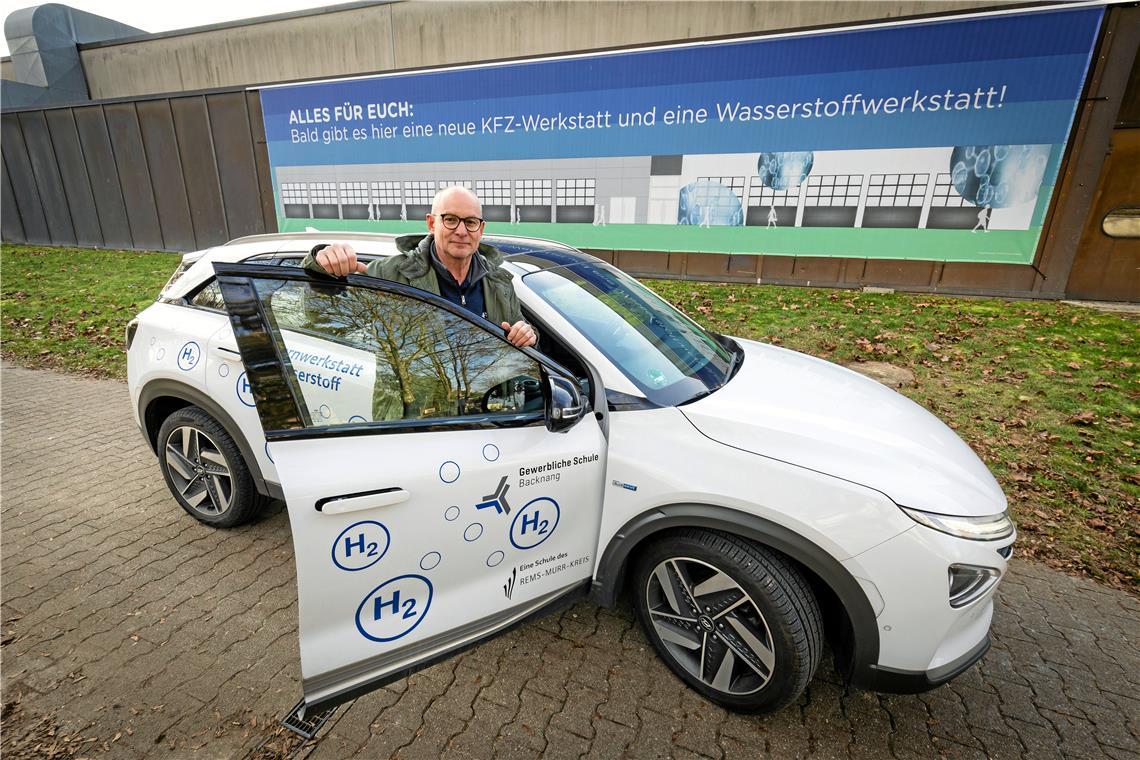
left=213, top=264, right=608, bottom=714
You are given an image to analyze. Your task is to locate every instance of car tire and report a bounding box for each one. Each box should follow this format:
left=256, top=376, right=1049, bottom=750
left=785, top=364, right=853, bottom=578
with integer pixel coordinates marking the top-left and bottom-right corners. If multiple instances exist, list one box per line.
left=156, top=406, right=265, bottom=528
left=631, top=529, right=823, bottom=714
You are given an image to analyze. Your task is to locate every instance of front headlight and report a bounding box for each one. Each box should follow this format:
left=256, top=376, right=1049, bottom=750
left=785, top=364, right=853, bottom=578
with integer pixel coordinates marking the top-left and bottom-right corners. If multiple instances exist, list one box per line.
left=900, top=507, right=1014, bottom=541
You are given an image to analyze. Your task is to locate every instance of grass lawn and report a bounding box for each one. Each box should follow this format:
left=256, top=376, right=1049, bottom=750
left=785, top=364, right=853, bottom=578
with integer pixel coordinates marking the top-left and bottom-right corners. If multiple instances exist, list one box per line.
left=2, top=243, right=1136, bottom=591
left=1, top=245, right=181, bottom=376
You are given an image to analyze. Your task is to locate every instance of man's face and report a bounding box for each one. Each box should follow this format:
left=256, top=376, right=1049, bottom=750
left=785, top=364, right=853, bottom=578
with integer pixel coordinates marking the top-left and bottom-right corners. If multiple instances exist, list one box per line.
left=427, top=191, right=483, bottom=263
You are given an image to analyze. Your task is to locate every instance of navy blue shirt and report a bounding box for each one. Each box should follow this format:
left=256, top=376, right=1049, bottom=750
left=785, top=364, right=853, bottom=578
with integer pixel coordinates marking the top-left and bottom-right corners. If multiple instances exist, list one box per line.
left=428, top=242, right=488, bottom=319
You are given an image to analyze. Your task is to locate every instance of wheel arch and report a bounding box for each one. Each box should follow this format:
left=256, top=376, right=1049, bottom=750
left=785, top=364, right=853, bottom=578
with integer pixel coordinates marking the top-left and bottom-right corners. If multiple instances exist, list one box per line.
left=138, top=379, right=281, bottom=500
left=589, top=503, right=880, bottom=683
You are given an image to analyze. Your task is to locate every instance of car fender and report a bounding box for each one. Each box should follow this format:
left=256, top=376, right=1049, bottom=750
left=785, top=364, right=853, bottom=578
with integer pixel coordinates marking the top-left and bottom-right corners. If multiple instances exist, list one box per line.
left=589, top=502, right=880, bottom=680
left=137, top=379, right=282, bottom=501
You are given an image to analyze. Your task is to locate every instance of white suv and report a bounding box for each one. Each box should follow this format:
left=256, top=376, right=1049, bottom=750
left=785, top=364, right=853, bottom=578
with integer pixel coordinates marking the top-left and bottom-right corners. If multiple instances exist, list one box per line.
left=126, top=231, right=1014, bottom=716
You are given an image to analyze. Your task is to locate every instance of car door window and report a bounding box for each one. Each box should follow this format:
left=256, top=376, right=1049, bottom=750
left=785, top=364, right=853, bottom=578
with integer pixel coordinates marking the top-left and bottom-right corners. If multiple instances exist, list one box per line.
left=254, top=278, right=544, bottom=427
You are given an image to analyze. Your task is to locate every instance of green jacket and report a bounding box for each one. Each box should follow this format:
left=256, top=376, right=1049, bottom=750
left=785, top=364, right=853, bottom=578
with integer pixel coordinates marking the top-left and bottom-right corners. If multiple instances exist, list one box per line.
left=302, top=235, right=530, bottom=331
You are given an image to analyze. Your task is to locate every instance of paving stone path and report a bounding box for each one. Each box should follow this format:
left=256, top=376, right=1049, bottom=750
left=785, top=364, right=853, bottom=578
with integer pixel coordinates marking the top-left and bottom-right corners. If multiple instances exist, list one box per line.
left=2, top=364, right=1137, bottom=759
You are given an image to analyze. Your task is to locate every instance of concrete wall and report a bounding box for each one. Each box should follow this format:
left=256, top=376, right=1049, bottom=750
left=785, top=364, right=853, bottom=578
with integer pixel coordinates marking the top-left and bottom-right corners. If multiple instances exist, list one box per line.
left=79, top=0, right=1009, bottom=99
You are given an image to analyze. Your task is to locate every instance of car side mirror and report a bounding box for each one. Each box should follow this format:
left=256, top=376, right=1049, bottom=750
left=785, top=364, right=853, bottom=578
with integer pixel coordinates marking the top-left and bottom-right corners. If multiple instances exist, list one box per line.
left=546, top=373, right=584, bottom=433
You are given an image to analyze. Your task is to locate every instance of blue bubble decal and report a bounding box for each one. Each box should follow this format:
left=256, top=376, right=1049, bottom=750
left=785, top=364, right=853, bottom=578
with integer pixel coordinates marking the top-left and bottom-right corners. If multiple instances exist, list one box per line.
left=949, top=144, right=1051, bottom=208
left=757, top=151, right=814, bottom=190
left=678, top=180, right=743, bottom=226
left=439, top=461, right=460, bottom=483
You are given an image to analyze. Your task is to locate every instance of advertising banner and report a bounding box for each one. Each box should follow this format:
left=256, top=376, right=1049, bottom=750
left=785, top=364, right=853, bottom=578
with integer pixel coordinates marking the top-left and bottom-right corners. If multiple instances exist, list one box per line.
left=259, top=5, right=1103, bottom=264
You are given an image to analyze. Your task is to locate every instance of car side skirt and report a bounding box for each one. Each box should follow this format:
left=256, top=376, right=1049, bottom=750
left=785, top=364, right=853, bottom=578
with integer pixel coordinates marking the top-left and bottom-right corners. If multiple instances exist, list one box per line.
left=301, top=580, right=589, bottom=717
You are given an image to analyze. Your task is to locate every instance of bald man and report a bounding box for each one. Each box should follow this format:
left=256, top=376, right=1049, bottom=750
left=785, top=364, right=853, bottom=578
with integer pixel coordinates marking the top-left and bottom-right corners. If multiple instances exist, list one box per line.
left=303, top=186, right=536, bottom=347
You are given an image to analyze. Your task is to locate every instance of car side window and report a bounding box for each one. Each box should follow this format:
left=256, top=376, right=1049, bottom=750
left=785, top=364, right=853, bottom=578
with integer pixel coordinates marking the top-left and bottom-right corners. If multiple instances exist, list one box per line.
left=189, top=255, right=283, bottom=311
left=189, top=280, right=226, bottom=310
left=254, top=278, right=544, bottom=428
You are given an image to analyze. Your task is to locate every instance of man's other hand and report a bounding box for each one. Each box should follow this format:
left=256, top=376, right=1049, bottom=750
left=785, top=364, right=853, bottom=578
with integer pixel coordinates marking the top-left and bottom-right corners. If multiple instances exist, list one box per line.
left=502, top=321, right=537, bottom=348
left=315, top=243, right=368, bottom=276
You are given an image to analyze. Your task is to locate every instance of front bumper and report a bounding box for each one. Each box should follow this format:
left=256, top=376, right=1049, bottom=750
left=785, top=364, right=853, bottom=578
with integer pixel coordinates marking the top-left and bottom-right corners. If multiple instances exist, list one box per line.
left=842, top=523, right=1013, bottom=690
left=855, top=634, right=991, bottom=694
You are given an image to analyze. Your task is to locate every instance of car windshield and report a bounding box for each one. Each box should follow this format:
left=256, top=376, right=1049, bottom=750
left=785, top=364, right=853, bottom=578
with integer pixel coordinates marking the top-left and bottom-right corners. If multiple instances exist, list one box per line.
left=522, top=261, right=736, bottom=406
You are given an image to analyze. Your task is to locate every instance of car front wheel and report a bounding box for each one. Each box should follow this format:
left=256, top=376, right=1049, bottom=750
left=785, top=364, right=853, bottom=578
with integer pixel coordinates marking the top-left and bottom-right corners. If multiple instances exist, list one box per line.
left=156, top=406, right=264, bottom=528
left=632, top=529, right=823, bottom=714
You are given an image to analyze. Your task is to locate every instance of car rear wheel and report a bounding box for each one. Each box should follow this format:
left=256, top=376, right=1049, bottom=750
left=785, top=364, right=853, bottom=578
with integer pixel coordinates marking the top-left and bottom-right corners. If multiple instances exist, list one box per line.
left=632, top=529, right=823, bottom=713
left=157, top=406, right=264, bottom=528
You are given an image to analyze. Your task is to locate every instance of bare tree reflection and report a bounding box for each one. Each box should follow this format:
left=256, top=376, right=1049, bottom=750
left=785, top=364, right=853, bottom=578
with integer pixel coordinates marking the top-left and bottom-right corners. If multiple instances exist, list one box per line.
left=274, top=282, right=538, bottom=422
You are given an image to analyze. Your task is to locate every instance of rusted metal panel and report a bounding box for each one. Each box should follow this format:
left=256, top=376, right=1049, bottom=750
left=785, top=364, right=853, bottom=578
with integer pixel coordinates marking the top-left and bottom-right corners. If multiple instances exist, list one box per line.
left=616, top=250, right=671, bottom=273
left=1034, top=5, right=1138, bottom=296
left=18, top=111, right=76, bottom=246
left=760, top=255, right=795, bottom=280
left=938, top=262, right=1037, bottom=292
left=72, top=106, right=133, bottom=249
left=1, top=113, right=49, bottom=244
left=44, top=109, right=102, bottom=247
left=1066, top=127, right=1140, bottom=301
left=246, top=91, right=278, bottom=233
left=169, top=97, right=228, bottom=248
left=581, top=248, right=615, bottom=264
left=137, top=99, right=195, bottom=251
left=726, top=254, right=759, bottom=276
left=208, top=93, right=264, bottom=239
left=103, top=103, right=164, bottom=250
left=860, top=259, right=937, bottom=287
left=685, top=253, right=731, bottom=277
left=2, top=158, right=26, bottom=243
left=791, top=257, right=843, bottom=284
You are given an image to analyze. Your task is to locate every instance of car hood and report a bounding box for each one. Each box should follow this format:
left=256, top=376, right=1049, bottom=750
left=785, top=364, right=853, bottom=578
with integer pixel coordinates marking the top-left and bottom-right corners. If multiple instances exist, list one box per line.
left=680, top=339, right=1007, bottom=517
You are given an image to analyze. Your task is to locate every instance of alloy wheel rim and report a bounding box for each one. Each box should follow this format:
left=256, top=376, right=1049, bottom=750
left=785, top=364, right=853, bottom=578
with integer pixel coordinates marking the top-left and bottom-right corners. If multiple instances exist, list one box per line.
left=645, top=556, right=775, bottom=695
left=164, top=426, right=234, bottom=516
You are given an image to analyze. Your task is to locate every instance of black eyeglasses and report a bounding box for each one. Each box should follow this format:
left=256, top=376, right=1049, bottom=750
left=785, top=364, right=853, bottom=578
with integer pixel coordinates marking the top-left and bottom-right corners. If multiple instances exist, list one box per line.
left=436, top=213, right=484, bottom=232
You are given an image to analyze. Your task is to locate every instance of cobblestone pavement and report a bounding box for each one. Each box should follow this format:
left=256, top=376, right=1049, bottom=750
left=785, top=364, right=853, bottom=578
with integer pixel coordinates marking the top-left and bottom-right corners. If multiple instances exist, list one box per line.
left=2, top=364, right=1138, bottom=759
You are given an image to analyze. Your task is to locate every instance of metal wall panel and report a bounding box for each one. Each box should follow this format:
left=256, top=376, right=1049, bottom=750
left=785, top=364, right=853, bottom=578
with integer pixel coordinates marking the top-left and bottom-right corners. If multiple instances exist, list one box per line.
left=208, top=92, right=264, bottom=239
left=18, top=110, right=76, bottom=246
left=170, top=96, right=228, bottom=247
left=103, top=103, right=164, bottom=250
left=1, top=113, right=49, bottom=243
left=44, top=109, right=102, bottom=247
left=939, top=262, right=1037, bottom=293
left=246, top=91, right=278, bottom=234
left=861, top=259, right=937, bottom=287
left=72, top=106, right=133, bottom=249
left=136, top=100, right=195, bottom=251
left=684, top=253, right=732, bottom=278
left=2, top=158, right=26, bottom=243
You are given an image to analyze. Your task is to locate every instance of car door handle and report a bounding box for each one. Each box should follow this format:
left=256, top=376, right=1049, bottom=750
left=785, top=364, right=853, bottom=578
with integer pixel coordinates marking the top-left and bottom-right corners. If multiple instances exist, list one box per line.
left=214, top=345, right=241, bottom=357
left=316, top=488, right=410, bottom=515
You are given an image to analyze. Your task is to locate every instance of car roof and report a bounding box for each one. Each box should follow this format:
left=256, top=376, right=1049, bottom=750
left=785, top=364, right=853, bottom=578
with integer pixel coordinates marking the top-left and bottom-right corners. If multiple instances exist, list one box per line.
left=164, top=231, right=604, bottom=299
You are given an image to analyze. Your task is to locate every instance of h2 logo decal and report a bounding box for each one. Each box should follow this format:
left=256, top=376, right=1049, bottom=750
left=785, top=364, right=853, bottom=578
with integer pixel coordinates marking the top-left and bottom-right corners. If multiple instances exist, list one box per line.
left=177, top=341, right=201, bottom=371
left=510, top=497, right=560, bottom=550
left=356, top=575, right=433, bottom=642
left=332, top=521, right=390, bottom=572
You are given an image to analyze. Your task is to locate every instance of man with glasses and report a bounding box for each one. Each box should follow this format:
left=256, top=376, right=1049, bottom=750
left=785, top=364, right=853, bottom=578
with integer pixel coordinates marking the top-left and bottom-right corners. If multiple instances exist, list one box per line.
left=303, top=186, right=537, bottom=347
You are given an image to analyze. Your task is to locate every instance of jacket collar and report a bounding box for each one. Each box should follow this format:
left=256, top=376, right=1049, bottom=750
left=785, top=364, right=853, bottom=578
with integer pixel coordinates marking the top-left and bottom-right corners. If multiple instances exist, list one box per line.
left=394, top=234, right=508, bottom=285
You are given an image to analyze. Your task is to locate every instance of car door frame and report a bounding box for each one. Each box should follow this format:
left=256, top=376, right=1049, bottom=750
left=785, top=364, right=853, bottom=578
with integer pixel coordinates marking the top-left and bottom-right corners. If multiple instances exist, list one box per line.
left=212, top=262, right=611, bottom=713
